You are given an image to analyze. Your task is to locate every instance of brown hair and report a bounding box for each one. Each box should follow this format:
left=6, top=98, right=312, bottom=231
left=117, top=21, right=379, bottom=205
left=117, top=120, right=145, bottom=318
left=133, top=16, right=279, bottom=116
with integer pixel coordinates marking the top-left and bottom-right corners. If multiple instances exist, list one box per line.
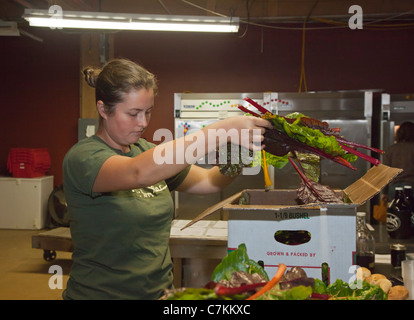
left=83, top=58, right=158, bottom=116
left=396, top=121, right=414, bottom=143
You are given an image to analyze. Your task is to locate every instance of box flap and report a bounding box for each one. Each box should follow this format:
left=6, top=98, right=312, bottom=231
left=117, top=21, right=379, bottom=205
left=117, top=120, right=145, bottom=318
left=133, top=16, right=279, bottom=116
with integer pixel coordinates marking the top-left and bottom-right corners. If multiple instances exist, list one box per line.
left=344, top=164, right=402, bottom=205
left=180, top=191, right=243, bottom=230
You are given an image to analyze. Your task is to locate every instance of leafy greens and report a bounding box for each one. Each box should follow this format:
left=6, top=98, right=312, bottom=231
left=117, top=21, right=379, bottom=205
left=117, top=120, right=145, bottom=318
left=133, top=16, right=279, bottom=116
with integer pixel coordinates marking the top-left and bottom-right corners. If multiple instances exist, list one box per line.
left=211, top=243, right=269, bottom=282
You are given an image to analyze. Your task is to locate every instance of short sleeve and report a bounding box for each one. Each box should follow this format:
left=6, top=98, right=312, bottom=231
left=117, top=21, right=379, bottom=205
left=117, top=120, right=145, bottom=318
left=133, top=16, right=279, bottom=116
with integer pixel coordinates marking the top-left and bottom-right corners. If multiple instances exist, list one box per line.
left=63, top=139, right=117, bottom=198
left=165, top=165, right=191, bottom=191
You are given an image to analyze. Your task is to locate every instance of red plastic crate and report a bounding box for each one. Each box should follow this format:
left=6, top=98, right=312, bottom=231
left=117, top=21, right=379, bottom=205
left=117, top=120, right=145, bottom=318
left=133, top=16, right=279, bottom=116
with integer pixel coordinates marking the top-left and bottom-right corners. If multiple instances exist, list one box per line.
left=7, top=148, right=51, bottom=178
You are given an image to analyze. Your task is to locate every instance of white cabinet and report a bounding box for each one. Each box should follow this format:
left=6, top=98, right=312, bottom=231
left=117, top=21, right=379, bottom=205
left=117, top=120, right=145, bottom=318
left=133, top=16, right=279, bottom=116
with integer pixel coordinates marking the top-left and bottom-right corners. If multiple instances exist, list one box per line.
left=0, top=176, right=54, bottom=229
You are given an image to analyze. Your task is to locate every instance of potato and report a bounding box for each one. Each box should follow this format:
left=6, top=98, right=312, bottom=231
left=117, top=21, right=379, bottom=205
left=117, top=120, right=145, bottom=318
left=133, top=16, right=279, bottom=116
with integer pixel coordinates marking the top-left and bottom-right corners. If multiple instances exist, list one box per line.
left=376, top=278, right=392, bottom=294
left=356, top=267, right=371, bottom=281
left=388, top=285, right=409, bottom=300
left=366, top=273, right=387, bottom=285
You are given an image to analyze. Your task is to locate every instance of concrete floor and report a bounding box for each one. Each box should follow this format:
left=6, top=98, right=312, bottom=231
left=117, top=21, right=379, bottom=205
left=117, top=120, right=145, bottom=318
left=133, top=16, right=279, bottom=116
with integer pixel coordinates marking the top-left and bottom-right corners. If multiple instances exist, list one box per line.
left=0, top=229, right=72, bottom=300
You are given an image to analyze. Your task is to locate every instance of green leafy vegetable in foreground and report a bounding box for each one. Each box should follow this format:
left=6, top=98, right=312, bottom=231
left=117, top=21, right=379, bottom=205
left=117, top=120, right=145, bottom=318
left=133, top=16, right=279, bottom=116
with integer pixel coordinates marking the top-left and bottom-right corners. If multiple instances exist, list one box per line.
left=164, top=243, right=388, bottom=300
left=164, top=288, right=244, bottom=300
left=257, top=285, right=313, bottom=300
left=211, top=243, right=269, bottom=282
left=313, top=278, right=387, bottom=300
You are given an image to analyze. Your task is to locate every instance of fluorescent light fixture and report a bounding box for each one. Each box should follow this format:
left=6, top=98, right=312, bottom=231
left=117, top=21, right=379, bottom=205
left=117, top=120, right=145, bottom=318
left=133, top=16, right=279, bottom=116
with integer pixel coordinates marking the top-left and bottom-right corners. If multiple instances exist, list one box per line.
left=23, top=9, right=239, bottom=33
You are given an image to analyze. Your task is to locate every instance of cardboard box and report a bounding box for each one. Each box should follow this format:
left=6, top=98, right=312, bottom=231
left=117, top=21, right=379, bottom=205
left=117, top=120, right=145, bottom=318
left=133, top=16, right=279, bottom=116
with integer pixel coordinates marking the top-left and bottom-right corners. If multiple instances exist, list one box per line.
left=182, top=164, right=402, bottom=283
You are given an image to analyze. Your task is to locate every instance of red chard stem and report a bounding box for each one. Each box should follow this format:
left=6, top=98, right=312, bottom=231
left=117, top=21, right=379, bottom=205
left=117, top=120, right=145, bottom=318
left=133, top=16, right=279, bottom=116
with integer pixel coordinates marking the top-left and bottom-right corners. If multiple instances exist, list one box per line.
left=288, top=157, right=325, bottom=201
left=335, top=138, right=384, bottom=154
left=237, top=105, right=261, bottom=117
left=339, top=143, right=381, bottom=166
left=214, top=282, right=267, bottom=297
left=243, top=97, right=270, bottom=115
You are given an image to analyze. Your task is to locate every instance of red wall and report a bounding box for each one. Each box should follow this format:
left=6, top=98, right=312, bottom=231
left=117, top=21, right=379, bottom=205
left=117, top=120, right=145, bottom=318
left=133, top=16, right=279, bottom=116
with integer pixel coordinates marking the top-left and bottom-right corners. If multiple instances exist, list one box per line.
left=1, top=24, right=413, bottom=186
left=0, top=29, right=80, bottom=185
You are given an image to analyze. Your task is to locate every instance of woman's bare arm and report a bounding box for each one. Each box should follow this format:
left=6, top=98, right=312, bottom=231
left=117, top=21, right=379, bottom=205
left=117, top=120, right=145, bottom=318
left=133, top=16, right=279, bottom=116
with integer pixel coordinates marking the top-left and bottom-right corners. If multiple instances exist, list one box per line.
left=92, top=116, right=271, bottom=193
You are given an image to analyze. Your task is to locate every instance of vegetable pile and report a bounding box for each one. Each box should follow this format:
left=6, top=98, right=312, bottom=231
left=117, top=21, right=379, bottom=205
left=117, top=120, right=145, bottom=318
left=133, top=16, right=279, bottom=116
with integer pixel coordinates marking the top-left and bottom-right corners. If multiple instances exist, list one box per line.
left=163, top=244, right=398, bottom=300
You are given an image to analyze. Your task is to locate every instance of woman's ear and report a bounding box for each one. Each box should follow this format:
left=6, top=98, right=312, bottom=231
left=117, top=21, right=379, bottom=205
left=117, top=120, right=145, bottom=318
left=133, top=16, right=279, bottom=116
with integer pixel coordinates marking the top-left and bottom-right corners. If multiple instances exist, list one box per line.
left=97, top=101, right=107, bottom=120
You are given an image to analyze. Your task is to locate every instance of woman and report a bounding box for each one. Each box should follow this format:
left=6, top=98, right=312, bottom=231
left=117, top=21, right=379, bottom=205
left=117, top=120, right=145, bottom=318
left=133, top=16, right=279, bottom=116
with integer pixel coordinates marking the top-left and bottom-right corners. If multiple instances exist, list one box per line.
left=62, top=58, right=272, bottom=300
left=383, top=121, right=414, bottom=202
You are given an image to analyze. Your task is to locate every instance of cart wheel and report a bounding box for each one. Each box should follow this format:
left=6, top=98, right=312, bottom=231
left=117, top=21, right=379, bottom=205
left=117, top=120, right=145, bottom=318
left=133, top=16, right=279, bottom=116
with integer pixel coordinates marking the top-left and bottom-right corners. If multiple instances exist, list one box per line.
left=43, top=250, right=57, bottom=261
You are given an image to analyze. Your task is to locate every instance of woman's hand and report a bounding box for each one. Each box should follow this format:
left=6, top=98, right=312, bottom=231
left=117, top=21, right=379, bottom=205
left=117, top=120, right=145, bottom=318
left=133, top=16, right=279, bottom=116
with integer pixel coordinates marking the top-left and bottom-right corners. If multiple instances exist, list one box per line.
left=207, top=115, right=273, bottom=150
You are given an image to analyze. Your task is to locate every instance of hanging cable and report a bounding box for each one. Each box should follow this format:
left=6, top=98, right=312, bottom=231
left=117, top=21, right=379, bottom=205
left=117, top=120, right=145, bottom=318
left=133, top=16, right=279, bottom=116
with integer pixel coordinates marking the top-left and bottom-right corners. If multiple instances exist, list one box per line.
left=237, top=0, right=257, bottom=38
left=298, top=0, right=320, bottom=93
left=181, top=0, right=227, bottom=17
left=298, top=19, right=307, bottom=93
left=158, top=0, right=172, bottom=15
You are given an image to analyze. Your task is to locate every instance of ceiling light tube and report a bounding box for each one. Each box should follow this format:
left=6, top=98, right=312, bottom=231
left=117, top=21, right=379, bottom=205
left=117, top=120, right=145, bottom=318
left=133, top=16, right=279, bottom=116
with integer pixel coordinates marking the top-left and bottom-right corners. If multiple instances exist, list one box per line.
left=23, top=9, right=239, bottom=33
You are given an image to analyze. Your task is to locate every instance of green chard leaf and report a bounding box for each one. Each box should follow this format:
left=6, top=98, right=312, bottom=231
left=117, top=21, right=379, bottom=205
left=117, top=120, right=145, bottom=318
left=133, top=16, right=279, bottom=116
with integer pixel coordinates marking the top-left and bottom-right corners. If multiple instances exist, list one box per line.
left=258, top=285, right=313, bottom=300
left=211, top=244, right=269, bottom=282
left=251, top=151, right=289, bottom=170
left=313, top=278, right=328, bottom=294
left=265, top=113, right=355, bottom=160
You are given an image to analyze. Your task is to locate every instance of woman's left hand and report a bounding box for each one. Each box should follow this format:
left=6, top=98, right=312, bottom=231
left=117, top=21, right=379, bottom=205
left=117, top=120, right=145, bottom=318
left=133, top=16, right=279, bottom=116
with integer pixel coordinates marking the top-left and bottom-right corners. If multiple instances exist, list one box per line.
left=208, top=115, right=273, bottom=150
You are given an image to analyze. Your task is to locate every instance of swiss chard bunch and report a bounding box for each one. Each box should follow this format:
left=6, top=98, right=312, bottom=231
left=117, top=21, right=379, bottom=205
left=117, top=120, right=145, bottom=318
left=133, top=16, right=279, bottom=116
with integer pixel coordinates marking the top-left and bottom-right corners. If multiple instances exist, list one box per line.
left=237, top=97, right=384, bottom=203
left=239, top=97, right=383, bottom=170
left=264, top=112, right=358, bottom=164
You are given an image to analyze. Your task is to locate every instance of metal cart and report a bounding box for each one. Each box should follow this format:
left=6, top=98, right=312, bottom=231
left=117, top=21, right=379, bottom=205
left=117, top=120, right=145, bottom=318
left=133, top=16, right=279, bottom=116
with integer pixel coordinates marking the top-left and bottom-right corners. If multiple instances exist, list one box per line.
left=31, top=227, right=73, bottom=261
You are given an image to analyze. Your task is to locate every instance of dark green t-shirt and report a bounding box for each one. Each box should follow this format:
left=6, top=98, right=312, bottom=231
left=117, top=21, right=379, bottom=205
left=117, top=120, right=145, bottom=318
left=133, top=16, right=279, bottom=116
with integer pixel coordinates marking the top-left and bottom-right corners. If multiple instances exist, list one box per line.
left=62, top=135, right=190, bottom=300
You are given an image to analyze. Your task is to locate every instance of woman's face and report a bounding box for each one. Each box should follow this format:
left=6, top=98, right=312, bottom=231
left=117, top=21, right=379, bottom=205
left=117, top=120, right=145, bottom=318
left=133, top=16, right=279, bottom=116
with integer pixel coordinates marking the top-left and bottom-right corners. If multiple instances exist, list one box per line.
left=99, top=88, right=154, bottom=150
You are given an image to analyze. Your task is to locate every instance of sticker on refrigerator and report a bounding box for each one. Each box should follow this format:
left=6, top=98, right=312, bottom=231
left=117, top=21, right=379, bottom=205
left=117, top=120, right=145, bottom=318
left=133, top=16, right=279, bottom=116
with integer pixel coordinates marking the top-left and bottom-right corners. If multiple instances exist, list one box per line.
left=175, top=120, right=215, bottom=138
